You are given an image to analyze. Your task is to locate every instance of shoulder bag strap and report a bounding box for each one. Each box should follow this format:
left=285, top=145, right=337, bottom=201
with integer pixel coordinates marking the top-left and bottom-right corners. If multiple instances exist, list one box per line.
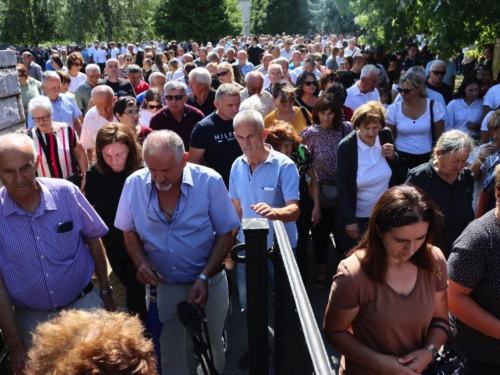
left=300, top=106, right=311, bottom=126
left=430, top=99, right=436, bottom=144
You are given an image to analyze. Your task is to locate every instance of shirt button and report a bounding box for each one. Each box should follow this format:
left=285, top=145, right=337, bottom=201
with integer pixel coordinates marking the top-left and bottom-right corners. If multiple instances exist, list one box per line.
left=50, top=291, right=53, bottom=294
left=36, top=236, right=40, bottom=240
left=46, top=274, right=49, bottom=277
left=173, top=267, right=176, bottom=270
left=41, top=255, right=44, bottom=259
left=170, top=249, right=173, bottom=252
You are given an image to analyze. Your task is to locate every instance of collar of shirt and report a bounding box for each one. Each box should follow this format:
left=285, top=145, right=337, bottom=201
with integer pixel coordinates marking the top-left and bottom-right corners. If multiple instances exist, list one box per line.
left=145, top=163, right=195, bottom=191
left=2, top=179, right=56, bottom=217
left=241, top=143, right=277, bottom=166
left=356, top=130, right=381, bottom=151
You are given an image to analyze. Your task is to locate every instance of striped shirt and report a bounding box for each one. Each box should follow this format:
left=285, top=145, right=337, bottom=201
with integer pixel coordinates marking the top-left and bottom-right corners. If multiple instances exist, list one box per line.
left=28, top=123, right=79, bottom=179
left=0, top=178, right=108, bottom=309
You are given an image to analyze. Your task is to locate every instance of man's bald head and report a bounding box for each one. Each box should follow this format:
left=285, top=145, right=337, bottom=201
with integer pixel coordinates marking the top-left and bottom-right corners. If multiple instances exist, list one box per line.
left=91, top=85, right=114, bottom=101
left=0, top=133, right=37, bottom=160
left=245, top=72, right=264, bottom=96
left=91, top=86, right=114, bottom=121
left=149, top=72, right=167, bottom=91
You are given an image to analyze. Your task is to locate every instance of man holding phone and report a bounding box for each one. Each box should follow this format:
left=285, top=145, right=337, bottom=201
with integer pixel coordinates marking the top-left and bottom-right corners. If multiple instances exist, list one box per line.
left=0, top=133, right=114, bottom=375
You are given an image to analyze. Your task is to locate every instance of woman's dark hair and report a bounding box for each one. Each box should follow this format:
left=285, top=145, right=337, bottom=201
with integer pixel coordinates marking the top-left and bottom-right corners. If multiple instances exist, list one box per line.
left=454, top=74, right=480, bottom=99
left=271, top=82, right=296, bottom=100
left=51, top=55, right=64, bottom=69
left=67, top=52, right=84, bottom=70
left=349, top=185, right=443, bottom=283
left=231, top=64, right=245, bottom=85
left=135, top=51, right=145, bottom=68
left=343, top=56, right=353, bottom=68
left=318, top=70, right=339, bottom=91
left=374, top=45, right=386, bottom=64
left=311, top=94, right=343, bottom=129
left=95, top=123, right=143, bottom=176
left=266, top=121, right=301, bottom=152
left=141, top=88, right=163, bottom=109
left=56, top=70, right=71, bottom=85
left=295, top=71, right=320, bottom=97
left=326, top=83, right=347, bottom=105
left=113, top=96, right=139, bottom=118
left=154, top=53, right=167, bottom=75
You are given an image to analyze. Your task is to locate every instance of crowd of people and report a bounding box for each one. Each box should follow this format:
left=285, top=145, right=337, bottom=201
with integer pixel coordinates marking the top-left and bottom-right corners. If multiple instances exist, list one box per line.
left=1, top=33, right=500, bottom=374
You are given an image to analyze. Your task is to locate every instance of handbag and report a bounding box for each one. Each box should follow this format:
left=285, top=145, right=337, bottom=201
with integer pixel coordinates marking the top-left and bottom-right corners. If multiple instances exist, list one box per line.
left=319, top=179, right=338, bottom=209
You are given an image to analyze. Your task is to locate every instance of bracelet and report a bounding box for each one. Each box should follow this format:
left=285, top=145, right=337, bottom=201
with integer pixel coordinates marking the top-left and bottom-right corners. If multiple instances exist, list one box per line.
left=476, top=159, right=484, bottom=165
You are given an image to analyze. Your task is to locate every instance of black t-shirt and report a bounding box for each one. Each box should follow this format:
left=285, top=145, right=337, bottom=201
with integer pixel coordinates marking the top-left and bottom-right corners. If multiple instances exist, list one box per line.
left=189, top=112, right=242, bottom=187
left=247, top=46, right=265, bottom=66
left=339, top=71, right=360, bottom=89
left=84, top=165, right=135, bottom=261
left=97, top=78, right=136, bottom=98
left=448, top=209, right=500, bottom=363
left=426, top=81, right=453, bottom=104
left=187, top=89, right=216, bottom=117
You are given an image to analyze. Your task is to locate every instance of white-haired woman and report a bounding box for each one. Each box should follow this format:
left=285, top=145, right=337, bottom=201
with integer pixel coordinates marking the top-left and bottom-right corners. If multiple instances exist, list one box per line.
left=27, top=96, right=87, bottom=189
left=406, top=130, right=475, bottom=258
left=387, top=73, right=446, bottom=169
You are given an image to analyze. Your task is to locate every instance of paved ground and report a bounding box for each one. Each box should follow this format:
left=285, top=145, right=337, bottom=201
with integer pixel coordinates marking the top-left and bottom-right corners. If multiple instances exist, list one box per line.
left=187, top=235, right=342, bottom=374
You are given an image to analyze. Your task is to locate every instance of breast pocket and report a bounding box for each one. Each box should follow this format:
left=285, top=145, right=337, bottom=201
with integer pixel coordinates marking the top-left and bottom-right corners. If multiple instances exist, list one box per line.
left=54, top=230, right=80, bottom=263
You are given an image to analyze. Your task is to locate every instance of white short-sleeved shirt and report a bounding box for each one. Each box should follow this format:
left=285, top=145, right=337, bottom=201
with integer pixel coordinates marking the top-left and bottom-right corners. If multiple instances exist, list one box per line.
left=481, top=110, right=494, bottom=131
left=355, top=132, right=392, bottom=218
left=345, top=83, right=381, bottom=111
left=483, top=84, right=500, bottom=110
left=93, top=49, right=108, bottom=64
left=386, top=99, right=446, bottom=154
left=446, top=98, right=483, bottom=137
left=68, top=72, right=87, bottom=94
left=80, top=106, right=118, bottom=150
left=110, top=48, right=120, bottom=60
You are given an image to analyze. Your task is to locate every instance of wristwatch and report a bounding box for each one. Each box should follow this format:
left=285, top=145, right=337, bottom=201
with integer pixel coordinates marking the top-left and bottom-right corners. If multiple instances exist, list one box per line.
left=99, top=286, right=114, bottom=296
left=424, top=344, right=438, bottom=359
left=198, top=274, right=211, bottom=285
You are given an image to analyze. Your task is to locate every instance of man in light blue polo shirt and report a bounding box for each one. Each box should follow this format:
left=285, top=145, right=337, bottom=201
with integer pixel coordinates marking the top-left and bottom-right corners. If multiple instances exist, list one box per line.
left=229, top=109, right=300, bottom=313
left=27, top=71, right=82, bottom=134
left=115, top=130, right=239, bottom=375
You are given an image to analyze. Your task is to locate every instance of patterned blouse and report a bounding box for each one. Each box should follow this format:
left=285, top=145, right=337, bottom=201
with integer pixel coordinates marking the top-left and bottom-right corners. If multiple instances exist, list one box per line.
left=300, top=122, right=353, bottom=181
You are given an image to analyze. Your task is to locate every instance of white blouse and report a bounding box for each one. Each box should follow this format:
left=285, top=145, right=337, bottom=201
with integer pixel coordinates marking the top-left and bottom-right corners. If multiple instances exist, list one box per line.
left=386, top=98, right=446, bottom=154
left=446, top=98, right=483, bottom=138
left=355, top=132, right=392, bottom=218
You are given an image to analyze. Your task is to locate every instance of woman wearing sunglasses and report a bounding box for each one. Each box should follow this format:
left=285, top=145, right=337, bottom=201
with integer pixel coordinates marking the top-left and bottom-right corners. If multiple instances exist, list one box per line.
left=67, top=52, right=87, bottom=94
left=121, top=53, right=134, bottom=79
left=216, top=62, right=244, bottom=90
left=114, top=96, right=153, bottom=145
left=264, top=82, right=312, bottom=133
left=84, top=123, right=147, bottom=320
left=295, top=71, right=321, bottom=113
left=386, top=73, right=445, bottom=169
left=140, top=88, right=163, bottom=127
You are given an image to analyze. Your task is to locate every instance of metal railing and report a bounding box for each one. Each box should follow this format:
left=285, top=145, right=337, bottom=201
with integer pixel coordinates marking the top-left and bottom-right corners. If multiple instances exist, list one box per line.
left=238, top=218, right=334, bottom=375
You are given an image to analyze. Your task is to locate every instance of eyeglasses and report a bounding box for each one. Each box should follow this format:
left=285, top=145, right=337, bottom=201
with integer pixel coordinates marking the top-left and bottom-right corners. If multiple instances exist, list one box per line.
left=279, top=95, right=296, bottom=103
left=148, top=104, right=163, bottom=110
left=304, top=81, right=317, bottom=86
left=327, top=79, right=336, bottom=83
left=146, top=188, right=168, bottom=223
left=217, top=70, right=230, bottom=77
left=430, top=70, right=446, bottom=76
left=124, top=110, right=140, bottom=116
left=397, top=87, right=415, bottom=94
left=32, top=114, right=51, bottom=123
left=73, top=63, right=83, bottom=67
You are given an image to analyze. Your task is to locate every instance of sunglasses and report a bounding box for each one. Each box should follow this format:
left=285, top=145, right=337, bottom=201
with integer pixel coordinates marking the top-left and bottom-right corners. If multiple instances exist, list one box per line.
left=126, top=59, right=133, bottom=62
left=304, top=81, right=317, bottom=86
left=165, top=95, right=184, bottom=101
left=397, top=87, right=415, bottom=94
left=279, top=95, right=296, bottom=103
left=148, top=104, right=163, bottom=110
left=217, top=70, right=230, bottom=77
left=430, top=70, right=446, bottom=76
left=73, top=63, right=83, bottom=67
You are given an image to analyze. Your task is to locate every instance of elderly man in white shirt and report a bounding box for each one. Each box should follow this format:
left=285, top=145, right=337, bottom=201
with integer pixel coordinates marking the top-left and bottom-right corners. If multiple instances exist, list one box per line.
left=345, top=64, right=381, bottom=111
left=280, top=38, right=295, bottom=61
left=240, top=71, right=275, bottom=117
left=289, top=57, right=321, bottom=84
left=344, top=38, right=361, bottom=57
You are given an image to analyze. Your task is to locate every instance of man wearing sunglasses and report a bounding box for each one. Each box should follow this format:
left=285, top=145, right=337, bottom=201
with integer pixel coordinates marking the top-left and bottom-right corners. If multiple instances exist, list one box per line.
left=150, top=81, right=204, bottom=151
left=344, top=64, right=381, bottom=112
left=115, top=130, right=239, bottom=375
left=426, top=60, right=453, bottom=104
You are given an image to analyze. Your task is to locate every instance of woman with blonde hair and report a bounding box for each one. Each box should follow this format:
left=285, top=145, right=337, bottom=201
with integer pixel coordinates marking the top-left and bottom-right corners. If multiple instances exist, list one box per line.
left=216, top=61, right=244, bottom=90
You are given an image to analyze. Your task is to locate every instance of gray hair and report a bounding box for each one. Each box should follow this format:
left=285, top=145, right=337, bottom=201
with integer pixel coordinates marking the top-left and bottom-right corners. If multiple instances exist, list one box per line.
left=142, top=130, right=185, bottom=162
left=215, top=83, right=241, bottom=101
left=149, top=72, right=166, bottom=85
left=433, top=130, right=475, bottom=160
left=189, top=67, right=212, bottom=87
left=430, top=60, right=447, bottom=70
left=28, top=96, right=53, bottom=116
left=207, top=51, right=219, bottom=61
left=407, top=66, right=426, bottom=81
left=0, top=132, right=38, bottom=160
left=360, top=64, right=380, bottom=79
left=85, top=63, right=101, bottom=74
left=399, top=72, right=427, bottom=98
left=268, top=63, right=283, bottom=74
left=239, top=95, right=265, bottom=116
left=164, top=80, right=187, bottom=95
left=275, top=57, right=288, bottom=65
left=127, top=64, right=141, bottom=74
left=233, top=109, right=265, bottom=131
left=41, top=71, right=61, bottom=85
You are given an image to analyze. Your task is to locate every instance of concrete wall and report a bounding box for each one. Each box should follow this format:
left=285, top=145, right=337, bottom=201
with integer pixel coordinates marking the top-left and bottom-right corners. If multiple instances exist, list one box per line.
left=0, top=50, right=25, bottom=136
left=238, top=0, right=251, bottom=36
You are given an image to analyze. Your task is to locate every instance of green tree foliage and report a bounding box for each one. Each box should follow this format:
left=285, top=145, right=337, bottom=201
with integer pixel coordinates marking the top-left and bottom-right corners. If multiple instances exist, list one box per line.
left=0, top=0, right=62, bottom=44
left=250, top=0, right=311, bottom=35
left=154, top=0, right=243, bottom=43
left=308, top=0, right=358, bottom=34
left=335, top=0, right=500, bottom=53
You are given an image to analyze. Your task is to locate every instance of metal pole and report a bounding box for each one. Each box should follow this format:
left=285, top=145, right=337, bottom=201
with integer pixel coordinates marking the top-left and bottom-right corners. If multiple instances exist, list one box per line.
left=243, top=218, right=269, bottom=375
